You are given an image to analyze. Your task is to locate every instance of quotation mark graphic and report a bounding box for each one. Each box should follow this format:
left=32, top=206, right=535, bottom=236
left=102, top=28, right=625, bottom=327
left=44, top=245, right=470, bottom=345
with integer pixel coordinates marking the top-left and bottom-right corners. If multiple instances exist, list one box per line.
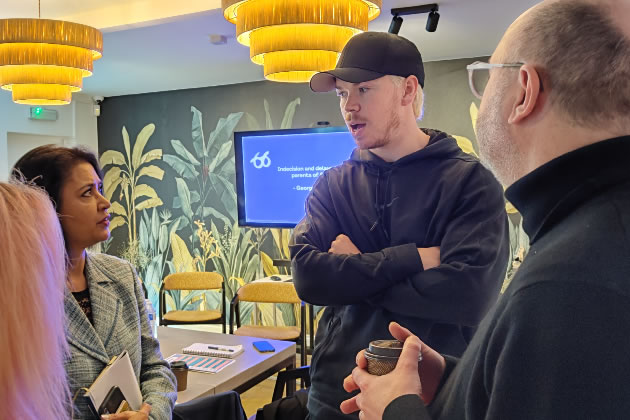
left=250, top=151, right=271, bottom=169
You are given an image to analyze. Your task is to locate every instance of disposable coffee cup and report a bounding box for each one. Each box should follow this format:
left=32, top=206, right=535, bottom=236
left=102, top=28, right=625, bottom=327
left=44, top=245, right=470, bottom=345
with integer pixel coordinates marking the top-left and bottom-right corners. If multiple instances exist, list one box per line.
left=171, top=360, right=189, bottom=391
left=364, top=339, right=422, bottom=376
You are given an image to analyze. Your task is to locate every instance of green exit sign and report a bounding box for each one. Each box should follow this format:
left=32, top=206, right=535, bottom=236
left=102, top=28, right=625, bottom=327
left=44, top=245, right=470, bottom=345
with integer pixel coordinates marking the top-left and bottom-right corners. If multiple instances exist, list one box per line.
left=29, top=107, right=58, bottom=121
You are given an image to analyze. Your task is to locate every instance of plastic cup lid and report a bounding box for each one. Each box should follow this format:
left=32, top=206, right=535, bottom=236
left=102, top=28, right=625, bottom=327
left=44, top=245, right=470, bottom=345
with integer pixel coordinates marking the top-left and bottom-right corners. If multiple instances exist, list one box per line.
left=171, top=360, right=188, bottom=369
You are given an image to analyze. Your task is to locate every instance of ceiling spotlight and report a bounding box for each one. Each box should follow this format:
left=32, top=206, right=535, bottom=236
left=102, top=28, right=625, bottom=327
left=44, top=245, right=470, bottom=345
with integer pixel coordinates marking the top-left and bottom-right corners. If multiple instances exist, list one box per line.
left=390, top=3, right=439, bottom=34
left=389, top=15, right=403, bottom=34
left=209, top=34, right=228, bottom=45
left=426, top=9, right=440, bottom=32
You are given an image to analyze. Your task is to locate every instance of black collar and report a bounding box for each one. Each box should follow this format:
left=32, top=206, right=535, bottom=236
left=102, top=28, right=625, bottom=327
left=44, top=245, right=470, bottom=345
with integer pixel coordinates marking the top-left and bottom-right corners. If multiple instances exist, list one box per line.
left=505, top=136, right=630, bottom=243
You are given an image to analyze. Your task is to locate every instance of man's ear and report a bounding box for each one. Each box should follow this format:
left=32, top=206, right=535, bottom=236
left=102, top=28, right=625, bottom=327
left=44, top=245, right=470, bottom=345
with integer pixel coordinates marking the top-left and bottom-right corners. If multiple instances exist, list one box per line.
left=508, top=64, right=542, bottom=124
left=401, top=76, right=419, bottom=107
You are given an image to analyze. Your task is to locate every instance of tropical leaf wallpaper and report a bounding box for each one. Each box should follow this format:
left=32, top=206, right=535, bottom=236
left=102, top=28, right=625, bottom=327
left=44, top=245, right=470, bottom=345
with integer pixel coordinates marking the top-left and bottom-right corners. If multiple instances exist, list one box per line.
left=97, top=58, right=527, bottom=330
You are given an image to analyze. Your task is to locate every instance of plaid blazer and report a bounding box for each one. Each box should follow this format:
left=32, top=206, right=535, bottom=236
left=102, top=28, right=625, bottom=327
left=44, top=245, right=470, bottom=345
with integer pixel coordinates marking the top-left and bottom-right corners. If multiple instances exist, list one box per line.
left=64, top=253, right=176, bottom=419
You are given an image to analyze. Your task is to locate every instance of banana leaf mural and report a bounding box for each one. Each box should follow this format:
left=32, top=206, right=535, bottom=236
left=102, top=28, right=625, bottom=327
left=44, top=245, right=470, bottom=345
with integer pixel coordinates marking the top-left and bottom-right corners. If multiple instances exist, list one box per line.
left=164, top=106, right=242, bottom=238
left=137, top=207, right=180, bottom=307
left=158, top=106, right=244, bottom=316
left=158, top=106, right=267, bottom=323
left=99, top=124, right=171, bottom=308
left=101, top=124, right=164, bottom=244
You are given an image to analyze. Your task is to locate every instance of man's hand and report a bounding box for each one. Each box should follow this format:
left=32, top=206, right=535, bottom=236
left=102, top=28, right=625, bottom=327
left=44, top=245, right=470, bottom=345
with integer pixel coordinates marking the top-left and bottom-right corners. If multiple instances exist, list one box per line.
left=340, top=331, right=422, bottom=419
left=340, top=322, right=446, bottom=419
left=329, top=234, right=361, bottom=255
left=418, top=246, right=440, bottom=270
left=101, top=403, right=151, bottom=420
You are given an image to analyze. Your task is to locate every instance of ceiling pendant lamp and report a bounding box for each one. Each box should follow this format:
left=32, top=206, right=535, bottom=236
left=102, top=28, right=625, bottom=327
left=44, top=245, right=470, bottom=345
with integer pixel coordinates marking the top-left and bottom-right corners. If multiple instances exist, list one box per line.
left=222, top=0, right=381, bottom=83
left=0, top=4, right=102, bottom=105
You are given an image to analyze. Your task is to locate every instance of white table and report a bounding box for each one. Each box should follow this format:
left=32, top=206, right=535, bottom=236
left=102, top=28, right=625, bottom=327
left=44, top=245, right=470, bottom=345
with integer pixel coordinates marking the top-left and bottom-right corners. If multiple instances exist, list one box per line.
left=157, top=326, right=296, bottom=403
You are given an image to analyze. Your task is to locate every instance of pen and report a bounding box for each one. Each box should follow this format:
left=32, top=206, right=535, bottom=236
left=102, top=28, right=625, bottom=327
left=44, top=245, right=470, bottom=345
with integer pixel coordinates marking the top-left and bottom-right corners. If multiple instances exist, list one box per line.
left=208, top=346, right=234, bottom=352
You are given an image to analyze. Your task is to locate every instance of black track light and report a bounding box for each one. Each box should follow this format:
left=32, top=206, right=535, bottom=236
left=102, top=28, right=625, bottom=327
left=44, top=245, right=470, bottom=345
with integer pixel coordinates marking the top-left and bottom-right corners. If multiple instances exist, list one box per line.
left=389, top=15, right=403, bottom=34
left=390, top=3, right=440, bottom=34
left=426, top=9, right=440, bottom=32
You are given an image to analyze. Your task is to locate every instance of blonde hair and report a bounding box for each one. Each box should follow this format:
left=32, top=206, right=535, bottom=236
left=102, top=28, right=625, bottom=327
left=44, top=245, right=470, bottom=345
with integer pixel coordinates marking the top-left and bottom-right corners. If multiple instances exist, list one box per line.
left=0, top=181, right=71, bottom=420
left=389, top=75, right=424, bottom=119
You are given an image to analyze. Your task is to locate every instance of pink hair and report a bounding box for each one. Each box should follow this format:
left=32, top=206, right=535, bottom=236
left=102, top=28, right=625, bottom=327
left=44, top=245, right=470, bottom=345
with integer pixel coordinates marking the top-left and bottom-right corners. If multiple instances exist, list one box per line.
left=0, top=182, right=71, bottom=419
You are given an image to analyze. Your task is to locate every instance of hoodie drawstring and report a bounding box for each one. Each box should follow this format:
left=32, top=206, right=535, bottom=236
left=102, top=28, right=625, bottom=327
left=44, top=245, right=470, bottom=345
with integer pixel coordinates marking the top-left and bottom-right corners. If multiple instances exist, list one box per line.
left=371, top=168, right=397, bottom=241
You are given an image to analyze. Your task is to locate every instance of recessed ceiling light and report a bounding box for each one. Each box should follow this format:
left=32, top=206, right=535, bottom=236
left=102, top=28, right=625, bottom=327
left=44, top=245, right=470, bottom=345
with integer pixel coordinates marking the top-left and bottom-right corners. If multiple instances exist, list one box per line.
left=209, top=34, right=227, bottom=45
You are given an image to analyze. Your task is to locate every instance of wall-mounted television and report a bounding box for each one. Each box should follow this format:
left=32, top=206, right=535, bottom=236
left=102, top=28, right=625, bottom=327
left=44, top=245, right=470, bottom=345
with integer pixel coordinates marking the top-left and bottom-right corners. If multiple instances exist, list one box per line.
left=234, top=126, right=356, bottom=228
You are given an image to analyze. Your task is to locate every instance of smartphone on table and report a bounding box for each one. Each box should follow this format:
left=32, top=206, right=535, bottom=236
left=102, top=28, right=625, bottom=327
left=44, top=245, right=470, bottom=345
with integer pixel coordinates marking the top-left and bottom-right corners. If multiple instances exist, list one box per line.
left=253, top=340, right=275, bottom=353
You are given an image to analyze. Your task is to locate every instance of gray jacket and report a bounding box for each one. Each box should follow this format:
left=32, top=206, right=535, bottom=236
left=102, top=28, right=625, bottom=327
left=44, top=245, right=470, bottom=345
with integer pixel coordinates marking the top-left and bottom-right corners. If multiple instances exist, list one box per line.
left=65, top=253, right=176, bottom=419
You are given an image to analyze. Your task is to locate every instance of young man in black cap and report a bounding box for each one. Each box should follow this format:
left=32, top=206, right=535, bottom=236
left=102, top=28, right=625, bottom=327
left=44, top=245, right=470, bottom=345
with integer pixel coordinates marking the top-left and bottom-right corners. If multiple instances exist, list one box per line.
left=289, top=32, right=510, bottom=420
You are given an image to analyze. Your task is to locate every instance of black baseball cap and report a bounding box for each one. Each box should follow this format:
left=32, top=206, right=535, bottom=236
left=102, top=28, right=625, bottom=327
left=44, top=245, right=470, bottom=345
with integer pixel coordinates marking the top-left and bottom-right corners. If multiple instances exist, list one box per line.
left=310, top=31, right=425, bottom=92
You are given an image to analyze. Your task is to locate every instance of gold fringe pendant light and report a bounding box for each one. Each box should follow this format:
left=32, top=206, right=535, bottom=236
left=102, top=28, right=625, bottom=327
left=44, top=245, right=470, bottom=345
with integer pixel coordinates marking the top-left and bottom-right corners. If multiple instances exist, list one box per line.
left=0, top=3, right=103, bottom=105
left=223, top=0, right=381, bottom=83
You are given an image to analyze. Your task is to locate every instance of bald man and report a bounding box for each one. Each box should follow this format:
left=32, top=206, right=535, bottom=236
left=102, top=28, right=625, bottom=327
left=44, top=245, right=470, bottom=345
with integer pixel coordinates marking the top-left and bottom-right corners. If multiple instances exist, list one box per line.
left=340, top=1, right=630, bottom=419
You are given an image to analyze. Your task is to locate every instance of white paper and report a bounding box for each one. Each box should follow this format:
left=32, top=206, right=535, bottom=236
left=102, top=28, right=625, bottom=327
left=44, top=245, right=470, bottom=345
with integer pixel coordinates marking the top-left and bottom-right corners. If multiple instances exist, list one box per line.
left=86, top=351, right=143, bottom=412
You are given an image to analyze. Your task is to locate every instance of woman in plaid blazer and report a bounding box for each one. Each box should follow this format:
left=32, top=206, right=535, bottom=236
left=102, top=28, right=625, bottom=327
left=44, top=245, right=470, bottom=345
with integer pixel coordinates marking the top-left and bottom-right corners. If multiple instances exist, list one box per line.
left=13, top=145, right=176, bottom=420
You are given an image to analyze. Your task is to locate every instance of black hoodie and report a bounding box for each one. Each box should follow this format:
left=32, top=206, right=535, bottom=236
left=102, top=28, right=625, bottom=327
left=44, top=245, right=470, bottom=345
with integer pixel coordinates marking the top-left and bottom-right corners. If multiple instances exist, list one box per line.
left=290, top=129, right=509, bottom=420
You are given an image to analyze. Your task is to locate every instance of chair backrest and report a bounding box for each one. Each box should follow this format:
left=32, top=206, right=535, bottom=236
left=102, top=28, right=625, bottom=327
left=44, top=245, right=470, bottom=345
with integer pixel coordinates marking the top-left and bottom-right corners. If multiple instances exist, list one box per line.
left=236, top=281, right=301, bottom=304
left=230, top=281, right=306, bottom=366
left=163, top=272, right=223, bottom=290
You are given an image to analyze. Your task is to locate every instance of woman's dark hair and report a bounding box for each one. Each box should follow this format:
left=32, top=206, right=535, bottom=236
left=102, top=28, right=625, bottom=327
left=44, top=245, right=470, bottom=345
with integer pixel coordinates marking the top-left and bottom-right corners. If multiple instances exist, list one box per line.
left=11, top=145, right=103, bottom=211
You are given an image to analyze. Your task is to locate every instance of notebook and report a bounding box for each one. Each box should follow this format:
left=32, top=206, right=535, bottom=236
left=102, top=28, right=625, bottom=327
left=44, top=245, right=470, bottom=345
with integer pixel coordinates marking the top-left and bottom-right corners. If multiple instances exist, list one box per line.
left=182, top=342, right=244, bottom=358
left=166, top=353, right=235, bottom=374
left=84, top=351, right=143, bottom=416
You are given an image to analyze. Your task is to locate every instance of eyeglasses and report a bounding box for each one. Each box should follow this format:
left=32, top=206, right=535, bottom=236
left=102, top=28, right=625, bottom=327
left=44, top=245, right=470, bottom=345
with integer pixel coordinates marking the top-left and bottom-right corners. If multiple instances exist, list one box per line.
left=466, top=61, right=524, bottom=99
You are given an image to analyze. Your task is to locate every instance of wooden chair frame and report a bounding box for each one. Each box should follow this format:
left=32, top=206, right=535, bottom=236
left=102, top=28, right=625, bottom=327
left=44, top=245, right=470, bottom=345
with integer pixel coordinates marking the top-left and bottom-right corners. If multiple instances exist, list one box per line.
left=229, top=284, right=307, bottom=367
left=159, top=273, right=226, bottom=333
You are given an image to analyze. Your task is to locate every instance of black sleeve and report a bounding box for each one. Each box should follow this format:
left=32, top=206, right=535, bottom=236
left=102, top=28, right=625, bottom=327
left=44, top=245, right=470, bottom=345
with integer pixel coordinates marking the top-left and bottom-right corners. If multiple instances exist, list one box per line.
left=384, top=395, right=431, bottom=420
left=382, top=355, right=459, bottom=420
left=290, top=173, right=424, bottom=306
left=482, top=282, right=630, bottom=420
left=370, top=165, right=510, bottom=326
left=431, top=354, right=459, bottom=402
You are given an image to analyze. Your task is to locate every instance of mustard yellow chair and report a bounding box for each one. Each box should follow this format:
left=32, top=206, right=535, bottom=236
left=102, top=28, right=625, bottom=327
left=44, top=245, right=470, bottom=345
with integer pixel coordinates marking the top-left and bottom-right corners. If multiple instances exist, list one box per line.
left=159, top=272, right=226, bottom=333
left=229, top=281, right=307, bottom=367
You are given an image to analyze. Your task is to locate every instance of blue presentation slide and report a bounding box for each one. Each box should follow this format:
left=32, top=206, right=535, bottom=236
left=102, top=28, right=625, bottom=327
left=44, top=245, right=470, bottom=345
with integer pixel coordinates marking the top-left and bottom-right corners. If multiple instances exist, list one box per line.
left=241, top=131, right=356, bottom=225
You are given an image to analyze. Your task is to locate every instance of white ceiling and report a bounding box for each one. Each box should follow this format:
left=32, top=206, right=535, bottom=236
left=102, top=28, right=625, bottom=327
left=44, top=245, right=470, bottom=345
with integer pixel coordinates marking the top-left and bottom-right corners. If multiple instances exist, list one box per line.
left=2, top=0, right=541, bottom=98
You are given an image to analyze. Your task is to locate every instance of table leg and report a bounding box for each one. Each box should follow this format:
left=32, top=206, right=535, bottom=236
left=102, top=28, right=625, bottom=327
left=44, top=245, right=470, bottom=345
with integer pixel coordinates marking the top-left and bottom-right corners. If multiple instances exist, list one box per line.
left=286, top=360, right=296, bottom=396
